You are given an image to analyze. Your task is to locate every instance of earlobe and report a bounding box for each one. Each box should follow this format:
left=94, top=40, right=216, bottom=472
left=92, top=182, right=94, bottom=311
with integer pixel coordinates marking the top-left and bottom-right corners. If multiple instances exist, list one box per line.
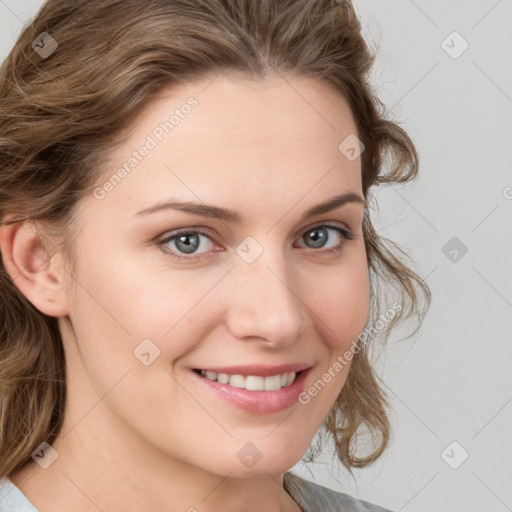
left=0, top=220, right=70, bottom=317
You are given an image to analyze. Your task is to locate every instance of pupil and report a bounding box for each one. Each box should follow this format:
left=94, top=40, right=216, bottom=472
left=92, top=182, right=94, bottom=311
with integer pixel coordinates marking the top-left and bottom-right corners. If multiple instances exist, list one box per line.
left=306, top=228, right=326, bottom=248
left=176, top=233, right=199, bottom=254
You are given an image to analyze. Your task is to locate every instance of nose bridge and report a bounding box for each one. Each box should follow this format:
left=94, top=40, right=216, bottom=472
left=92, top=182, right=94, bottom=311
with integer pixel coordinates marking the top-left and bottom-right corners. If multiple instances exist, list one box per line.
left=225, top=243, right=309, bottom=345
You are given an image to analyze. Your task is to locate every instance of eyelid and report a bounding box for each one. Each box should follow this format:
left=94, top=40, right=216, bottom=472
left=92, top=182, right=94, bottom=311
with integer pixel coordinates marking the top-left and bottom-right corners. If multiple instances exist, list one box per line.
left=157, top=225, right=220, bottom=245
left=297, top=219, right=352, bottom=237
left=157, top=221, right=352, bottom=245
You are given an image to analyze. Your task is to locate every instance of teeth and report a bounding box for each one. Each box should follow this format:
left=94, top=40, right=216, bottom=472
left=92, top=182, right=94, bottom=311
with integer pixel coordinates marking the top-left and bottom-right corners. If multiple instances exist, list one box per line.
left=264, top=374, right=282, bottom=391
left=229, top=374, right=245, bottom=388
left=217, top=373, right=229, bottom=384
left=245, top=375, right=264, bottom=391
left=200, top=370, right=297, bottom=391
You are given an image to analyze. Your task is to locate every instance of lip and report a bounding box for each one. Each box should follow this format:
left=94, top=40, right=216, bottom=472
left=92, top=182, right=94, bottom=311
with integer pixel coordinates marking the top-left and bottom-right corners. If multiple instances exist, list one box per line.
left=191, top=366, right=312, bottom=415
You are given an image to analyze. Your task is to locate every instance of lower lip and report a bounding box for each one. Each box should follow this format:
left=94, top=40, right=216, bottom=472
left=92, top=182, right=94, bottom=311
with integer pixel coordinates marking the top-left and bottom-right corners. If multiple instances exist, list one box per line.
left=191, top=369, right=311, bottom=414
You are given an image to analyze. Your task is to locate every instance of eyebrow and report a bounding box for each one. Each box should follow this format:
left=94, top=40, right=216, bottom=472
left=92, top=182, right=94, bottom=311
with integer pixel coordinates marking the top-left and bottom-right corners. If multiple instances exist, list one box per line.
left=135, top=192, right=366, bottom=223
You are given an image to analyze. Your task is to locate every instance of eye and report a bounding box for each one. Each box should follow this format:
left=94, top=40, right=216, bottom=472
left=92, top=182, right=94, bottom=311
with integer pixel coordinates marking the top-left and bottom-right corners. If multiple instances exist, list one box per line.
left=159, top=229, right=218, bottom=261
left=295, top=224, right=353, bottom=256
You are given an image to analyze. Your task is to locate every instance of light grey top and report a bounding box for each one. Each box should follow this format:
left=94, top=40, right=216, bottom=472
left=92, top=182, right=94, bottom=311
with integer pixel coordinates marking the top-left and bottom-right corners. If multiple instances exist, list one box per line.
left=0, top=476, right=38, bottom=512
left=0, top=471, right=393, bottom=512
left=283, top=472, right=394, bottom=511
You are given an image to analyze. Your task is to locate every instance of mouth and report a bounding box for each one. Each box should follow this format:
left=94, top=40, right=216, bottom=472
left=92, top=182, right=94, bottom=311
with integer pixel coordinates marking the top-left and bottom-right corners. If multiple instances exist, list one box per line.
left=192, top=368, right=302, bottom=391
left=190, top=366, right=312, bottom=414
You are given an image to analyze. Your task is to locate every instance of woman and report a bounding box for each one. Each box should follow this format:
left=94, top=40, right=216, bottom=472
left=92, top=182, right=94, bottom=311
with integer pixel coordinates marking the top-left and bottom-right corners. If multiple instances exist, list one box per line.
left=0, top=1, right=431, bottom=510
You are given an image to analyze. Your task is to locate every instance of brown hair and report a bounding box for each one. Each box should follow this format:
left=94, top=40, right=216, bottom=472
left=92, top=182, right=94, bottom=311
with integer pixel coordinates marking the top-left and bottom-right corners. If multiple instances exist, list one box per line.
left=0, top=0, right=431, bottom=478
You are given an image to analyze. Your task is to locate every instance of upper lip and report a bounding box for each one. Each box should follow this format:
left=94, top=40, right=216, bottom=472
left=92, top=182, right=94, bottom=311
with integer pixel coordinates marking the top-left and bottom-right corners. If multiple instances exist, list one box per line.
left=192, top=363, right=312, bottom=377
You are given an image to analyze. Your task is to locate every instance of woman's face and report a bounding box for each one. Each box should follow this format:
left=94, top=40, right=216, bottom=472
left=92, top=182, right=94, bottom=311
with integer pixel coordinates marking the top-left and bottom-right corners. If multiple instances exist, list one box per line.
left=59, top=71, right=369, bottom=477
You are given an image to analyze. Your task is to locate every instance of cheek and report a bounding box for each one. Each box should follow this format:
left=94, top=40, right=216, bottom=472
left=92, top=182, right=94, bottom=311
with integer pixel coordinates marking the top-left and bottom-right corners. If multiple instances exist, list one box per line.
left=69, top=246, right=202, bottom=333
left=62, top=253, right=209, bottom=426
left=307, top=248, right=370, bottom=352
left=294, top=252, right=369, bottom=428
left=65, top=248, right=229, bottom=381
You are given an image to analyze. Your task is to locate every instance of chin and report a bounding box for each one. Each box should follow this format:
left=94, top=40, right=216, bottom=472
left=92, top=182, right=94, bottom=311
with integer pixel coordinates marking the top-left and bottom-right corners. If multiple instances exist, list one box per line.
left=197, top=444, right=305, bottom=480
left=222, top=460, right=300, bottom=480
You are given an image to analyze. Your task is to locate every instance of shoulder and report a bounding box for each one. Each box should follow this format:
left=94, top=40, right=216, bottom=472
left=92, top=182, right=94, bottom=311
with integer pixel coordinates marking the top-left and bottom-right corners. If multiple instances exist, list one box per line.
left=283, top=471, right=394, bottom=512
left=0, top=476, right=39, bottom=511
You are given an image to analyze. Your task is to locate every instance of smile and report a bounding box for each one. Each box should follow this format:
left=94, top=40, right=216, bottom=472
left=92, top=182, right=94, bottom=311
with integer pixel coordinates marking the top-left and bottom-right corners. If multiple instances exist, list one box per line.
left=192, top=367, right=311, bottom=414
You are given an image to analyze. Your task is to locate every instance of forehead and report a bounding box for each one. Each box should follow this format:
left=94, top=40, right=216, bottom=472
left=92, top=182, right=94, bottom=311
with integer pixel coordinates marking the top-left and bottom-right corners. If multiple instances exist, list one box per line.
left=91, top=71, right=362, bottom=220
left=121, top=71, right=358, bottom=147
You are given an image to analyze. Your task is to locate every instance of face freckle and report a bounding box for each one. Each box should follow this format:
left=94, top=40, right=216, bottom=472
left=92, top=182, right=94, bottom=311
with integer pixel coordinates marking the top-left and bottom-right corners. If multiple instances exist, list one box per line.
left=60, top=71, right=370, bottom=480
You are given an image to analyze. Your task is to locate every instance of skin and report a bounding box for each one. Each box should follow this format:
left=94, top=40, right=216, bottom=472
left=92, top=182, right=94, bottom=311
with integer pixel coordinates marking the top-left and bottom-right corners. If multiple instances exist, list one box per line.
left=2, top=71, right=369, bottom=512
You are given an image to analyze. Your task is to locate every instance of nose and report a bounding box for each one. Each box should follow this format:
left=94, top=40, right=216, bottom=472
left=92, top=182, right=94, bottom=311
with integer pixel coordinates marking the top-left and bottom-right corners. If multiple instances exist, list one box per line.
left=224, top=249, right=311, bottom=348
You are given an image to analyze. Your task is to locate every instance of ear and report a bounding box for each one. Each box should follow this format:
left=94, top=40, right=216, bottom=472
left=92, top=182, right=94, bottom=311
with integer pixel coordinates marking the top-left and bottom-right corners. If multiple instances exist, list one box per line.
left=0, top=219, right=70, bottom=317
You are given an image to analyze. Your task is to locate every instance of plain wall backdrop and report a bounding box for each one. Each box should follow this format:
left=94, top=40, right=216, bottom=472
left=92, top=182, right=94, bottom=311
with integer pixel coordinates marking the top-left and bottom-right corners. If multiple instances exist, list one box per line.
left=0, top=1, right=511, bottom=511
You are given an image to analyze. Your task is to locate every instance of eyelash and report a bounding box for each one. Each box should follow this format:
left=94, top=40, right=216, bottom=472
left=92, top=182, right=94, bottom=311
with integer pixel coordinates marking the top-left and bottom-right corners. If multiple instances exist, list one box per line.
left=158, top=223, right=354, bottom=263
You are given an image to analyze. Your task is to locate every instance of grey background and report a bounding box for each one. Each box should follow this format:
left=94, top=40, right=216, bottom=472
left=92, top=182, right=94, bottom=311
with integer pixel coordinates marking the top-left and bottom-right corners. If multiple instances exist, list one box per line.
left=1, top=1, right=511, bottom=511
